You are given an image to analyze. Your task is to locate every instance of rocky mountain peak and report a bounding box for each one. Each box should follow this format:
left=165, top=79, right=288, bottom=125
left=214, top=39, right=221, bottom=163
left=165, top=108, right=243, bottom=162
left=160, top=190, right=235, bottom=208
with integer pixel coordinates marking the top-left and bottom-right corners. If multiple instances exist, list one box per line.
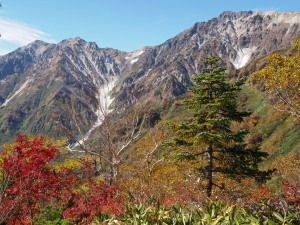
left=267, top=11, right=300, bottom=25
left=219, top=10, right=254, bottom=19
left=0, top=11, right=299, bottom=146
left=22, top=40, right=52, bottom=50
left=7, top=39, right=53, bottom=59
left=59, top=37, right=86, bottom=46
left=183, top=11, right=300, bottom=69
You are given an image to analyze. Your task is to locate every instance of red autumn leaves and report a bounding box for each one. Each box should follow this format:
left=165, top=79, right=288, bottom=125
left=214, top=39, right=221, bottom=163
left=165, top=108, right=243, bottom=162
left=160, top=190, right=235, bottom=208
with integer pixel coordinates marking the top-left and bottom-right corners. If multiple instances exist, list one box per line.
left=0, top=134, right=121, bottom=224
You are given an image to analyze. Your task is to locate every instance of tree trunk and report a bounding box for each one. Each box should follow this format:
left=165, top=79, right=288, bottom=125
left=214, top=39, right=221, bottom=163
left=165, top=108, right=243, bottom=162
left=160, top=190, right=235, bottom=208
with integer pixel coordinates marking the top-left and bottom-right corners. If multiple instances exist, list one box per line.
left=207, top=143, right=213, bottom=198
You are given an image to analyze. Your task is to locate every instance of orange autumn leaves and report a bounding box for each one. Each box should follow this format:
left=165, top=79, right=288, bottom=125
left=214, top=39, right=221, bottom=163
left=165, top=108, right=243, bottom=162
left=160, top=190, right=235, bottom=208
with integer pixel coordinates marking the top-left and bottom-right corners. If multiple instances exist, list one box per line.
left=251, top=35, right=300, bottom=118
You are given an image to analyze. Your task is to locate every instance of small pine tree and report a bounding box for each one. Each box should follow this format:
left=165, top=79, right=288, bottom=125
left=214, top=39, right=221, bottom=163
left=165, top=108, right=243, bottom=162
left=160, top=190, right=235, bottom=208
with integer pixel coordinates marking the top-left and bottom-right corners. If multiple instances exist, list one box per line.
left=167, top=54, right=274, bottom=198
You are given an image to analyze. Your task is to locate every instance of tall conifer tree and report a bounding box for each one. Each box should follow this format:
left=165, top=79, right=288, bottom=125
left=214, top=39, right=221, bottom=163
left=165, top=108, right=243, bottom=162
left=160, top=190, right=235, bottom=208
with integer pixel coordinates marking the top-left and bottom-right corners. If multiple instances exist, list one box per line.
left=168, top=54, right=274, bottom=198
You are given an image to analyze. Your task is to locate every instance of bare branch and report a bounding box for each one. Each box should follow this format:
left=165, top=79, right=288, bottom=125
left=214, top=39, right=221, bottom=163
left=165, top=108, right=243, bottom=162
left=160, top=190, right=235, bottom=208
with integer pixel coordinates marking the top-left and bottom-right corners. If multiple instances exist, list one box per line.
left=117, top=114, right=146, bottom=156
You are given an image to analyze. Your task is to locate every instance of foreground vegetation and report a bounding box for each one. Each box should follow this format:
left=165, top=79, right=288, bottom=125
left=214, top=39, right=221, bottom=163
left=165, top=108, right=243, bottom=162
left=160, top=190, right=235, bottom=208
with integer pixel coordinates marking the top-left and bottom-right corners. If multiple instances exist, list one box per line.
left=0, top=92, right=299, bottom=224
left=0, top=37, right=299, bottom=224
left=0, top=133, right=299, bottom=224
left=31, top=200, right=300, bottom=224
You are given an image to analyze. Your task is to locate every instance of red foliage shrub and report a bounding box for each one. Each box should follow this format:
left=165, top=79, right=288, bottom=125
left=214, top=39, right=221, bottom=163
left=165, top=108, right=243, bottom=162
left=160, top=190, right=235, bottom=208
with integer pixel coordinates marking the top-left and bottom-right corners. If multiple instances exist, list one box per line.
left=63, top=180, right=122, bottom=224
left=0, top=134, right=63, bottom=224
left=282, top=181, right=300, bottom=206
left=0, top=134, right=122, bottom=224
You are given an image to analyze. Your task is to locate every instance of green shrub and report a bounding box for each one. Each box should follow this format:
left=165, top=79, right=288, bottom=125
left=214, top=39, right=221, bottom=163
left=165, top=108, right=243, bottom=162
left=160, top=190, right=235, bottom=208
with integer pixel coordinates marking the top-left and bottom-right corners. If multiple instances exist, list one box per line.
left=32, top=207, right=73, bottom=225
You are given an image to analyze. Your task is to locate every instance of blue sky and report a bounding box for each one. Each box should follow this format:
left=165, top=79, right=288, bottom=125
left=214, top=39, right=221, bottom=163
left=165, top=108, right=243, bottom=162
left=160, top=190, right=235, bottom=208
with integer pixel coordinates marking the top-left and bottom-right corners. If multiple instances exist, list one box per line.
left=0, top=0, right=299, bottom=55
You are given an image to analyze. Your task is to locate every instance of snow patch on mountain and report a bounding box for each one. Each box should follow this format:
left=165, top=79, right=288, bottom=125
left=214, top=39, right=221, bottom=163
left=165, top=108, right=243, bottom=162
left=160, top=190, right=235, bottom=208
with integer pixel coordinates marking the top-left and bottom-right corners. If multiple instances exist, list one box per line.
left=95, top=76, right=118, bottom=122
left=231, top=46, right=257, bottom=69
left=125, top=48, right=145, bottom=64
left=125, top=49, right=144, bottom=59
left=0, top=79, right=31, bottom=107
left=131, top=58, right=139, bottom=64
left=74, top=76, right=118, bottom=147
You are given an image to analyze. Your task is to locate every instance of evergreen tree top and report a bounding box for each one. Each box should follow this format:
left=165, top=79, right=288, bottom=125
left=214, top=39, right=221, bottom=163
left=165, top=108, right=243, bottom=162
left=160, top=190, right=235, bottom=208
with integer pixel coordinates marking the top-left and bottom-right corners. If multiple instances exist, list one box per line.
left=167, top=54, right=274, bottom=198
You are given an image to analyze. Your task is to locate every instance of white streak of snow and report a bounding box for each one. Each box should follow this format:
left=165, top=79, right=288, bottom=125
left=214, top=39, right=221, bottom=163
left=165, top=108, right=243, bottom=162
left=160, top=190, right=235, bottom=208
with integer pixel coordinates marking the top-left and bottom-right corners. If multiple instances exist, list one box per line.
left=105, top=62, right=115, bottom=75
left=136, top=50, right=144, bottom=57
left=131, top=58, right=139, bottom=64
left=125, top=48, right=144, bottom=61
left=232, top=47, right=256, bottom=69
left=74, top=76, right=118, bottom=147
left=0, top=79, right=31, bottom=107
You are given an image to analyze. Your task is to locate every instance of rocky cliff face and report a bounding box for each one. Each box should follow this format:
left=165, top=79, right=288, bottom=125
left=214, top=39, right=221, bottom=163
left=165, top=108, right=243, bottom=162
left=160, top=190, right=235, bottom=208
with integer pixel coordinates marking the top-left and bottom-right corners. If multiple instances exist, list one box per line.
left=0, top=11, right=299, bottom=145
left=0, top=38, right=125, bottom=143
left=114, top=11, right=300, bottom=111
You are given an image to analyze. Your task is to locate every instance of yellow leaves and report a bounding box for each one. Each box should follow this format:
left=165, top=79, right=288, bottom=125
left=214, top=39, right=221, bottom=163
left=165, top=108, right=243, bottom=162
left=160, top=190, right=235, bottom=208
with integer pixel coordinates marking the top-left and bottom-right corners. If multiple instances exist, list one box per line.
left=292, top=35, right=300, bottom=51
left=253, top=53, right=298, bottom=90
left=3, top=143, right=15, bottom=152
left=119, top=122, right=192, bottom=204
left=56, top=158, right=82, bottom=169
left=52, top=137, right=68, bottom=147
left=267, top=152, right=300, bottom=182
left=251, top=35, right=300, bottom=118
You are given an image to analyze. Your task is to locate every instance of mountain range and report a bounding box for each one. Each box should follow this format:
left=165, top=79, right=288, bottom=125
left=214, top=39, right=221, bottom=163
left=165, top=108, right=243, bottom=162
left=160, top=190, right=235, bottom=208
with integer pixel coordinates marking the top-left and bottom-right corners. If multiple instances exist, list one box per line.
left=0, top=10, right=300, bottom=146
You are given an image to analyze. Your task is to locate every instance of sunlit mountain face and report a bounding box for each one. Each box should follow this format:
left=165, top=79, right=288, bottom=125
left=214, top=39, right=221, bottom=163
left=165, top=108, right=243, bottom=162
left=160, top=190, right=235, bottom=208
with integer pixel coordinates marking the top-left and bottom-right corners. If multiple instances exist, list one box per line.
left=0, top=11, right=299, bottom=146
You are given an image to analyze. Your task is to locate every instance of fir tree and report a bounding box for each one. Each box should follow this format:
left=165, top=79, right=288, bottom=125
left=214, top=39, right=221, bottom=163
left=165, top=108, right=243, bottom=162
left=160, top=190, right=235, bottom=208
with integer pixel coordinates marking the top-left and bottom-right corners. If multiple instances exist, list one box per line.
left=167, top=54, right=274, bottom=198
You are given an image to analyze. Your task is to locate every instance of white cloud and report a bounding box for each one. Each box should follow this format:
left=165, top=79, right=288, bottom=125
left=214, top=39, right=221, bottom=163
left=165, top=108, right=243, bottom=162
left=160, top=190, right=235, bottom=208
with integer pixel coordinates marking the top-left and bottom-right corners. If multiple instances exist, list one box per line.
left=0, top=17, right=55, bottom=55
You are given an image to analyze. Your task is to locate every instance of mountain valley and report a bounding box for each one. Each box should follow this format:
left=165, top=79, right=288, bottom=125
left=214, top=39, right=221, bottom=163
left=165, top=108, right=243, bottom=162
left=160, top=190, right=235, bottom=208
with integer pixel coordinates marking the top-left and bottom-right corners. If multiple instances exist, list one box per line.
left=0, top=10, right=299, bottom=148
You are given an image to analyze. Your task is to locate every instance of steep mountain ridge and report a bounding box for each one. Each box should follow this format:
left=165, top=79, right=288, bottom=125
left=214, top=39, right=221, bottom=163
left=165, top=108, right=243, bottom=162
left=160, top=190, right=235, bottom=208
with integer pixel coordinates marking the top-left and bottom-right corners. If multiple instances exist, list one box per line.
left=114, top=11, right=300, bottom=111
left=0, top=37, right=126, bottom=144
left=0, top=11, right=299, bottom=145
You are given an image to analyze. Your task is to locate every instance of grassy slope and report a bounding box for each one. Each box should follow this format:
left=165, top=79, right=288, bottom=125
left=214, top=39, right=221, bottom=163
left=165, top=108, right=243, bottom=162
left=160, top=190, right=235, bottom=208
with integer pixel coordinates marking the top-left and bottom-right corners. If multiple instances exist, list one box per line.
left=158, top=84, right=300, bottom=167
left=241, top=85, right=300, bottom=164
